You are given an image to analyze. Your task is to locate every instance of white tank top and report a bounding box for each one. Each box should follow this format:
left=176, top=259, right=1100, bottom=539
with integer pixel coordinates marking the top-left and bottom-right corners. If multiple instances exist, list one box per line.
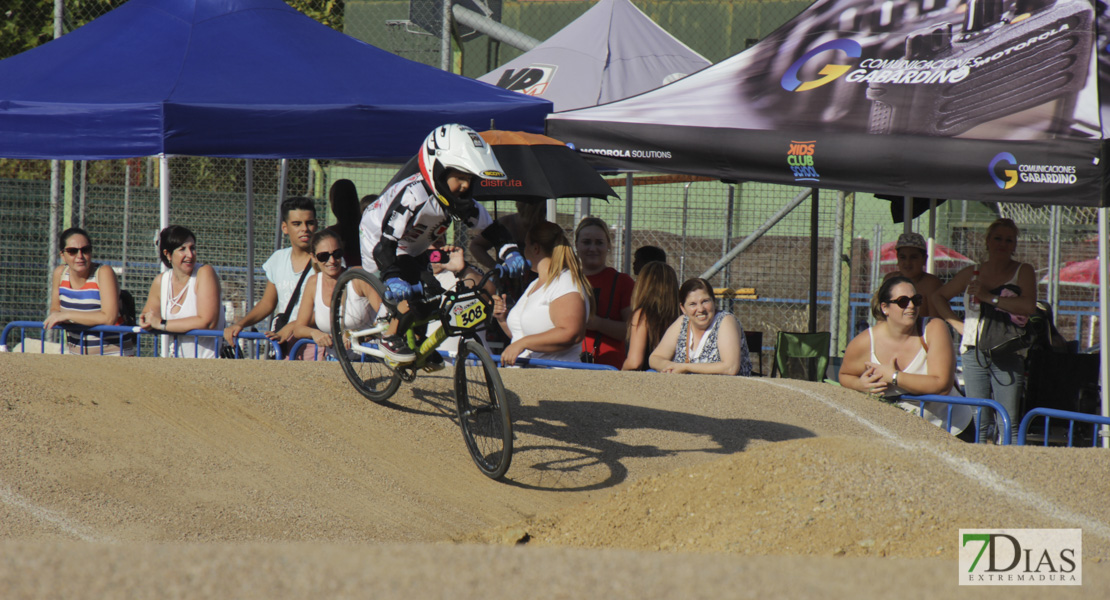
left=314, top=273, right=373, bottom=336
left=159, top=267, right=224, bottom=359
left=868, top=318, right=971, bottom=434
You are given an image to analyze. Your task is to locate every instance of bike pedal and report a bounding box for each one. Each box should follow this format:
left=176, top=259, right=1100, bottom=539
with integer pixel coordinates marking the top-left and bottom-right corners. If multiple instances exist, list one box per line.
left=422, top=362, right=446, bottom=373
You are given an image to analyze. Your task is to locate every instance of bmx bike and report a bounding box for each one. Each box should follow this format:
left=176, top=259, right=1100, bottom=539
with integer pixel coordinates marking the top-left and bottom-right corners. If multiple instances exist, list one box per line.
left=330, top=264, right=513, bottom=479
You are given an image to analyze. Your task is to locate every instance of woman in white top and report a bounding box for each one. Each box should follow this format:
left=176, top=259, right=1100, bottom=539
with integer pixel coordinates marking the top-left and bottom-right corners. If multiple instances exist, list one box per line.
left=930, top=218, right=1036, bottom=443
left=840, top=276, right=972, bottom=437
left=138, top=225, right=224, bottom=358
left=288, top=230, right=376, bottom=359
left=492, top=221, right=590, bottom=366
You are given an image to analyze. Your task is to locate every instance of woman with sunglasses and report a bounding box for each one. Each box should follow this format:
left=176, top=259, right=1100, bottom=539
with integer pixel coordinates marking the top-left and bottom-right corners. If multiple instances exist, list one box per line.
left=45, top=227, right=132, bottom=355
left=840, top=276, right=972, bottom=438
left=286, top=230, right=376, bottom=359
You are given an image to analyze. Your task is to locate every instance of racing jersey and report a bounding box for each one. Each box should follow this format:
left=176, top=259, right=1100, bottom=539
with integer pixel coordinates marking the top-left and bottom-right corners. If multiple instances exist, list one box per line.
left=359, top=173, right=492, bottom=277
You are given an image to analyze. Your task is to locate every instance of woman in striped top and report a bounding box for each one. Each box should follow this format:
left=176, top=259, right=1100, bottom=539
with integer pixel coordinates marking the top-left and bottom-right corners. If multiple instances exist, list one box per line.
left=44, top=227, right=129, bottom=354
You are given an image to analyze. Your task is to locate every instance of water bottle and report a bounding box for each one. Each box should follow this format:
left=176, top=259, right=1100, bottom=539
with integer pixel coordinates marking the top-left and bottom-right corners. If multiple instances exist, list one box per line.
left=968, top=269, right=980, bottom=313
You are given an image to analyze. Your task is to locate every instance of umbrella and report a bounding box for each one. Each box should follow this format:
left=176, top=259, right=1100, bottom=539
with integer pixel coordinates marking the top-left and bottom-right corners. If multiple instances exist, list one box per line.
left=385, top=130, right=618, bottom=202
left=869, top=241, right=974, bottom=273
left=1040, top=258, right=1100, bottom=288
left=873, top=194, right=949, bottom=224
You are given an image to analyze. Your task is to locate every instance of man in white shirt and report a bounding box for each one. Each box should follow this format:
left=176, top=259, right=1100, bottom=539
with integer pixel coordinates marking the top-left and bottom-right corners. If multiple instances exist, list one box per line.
left=223, top=196, right=319, bottom=355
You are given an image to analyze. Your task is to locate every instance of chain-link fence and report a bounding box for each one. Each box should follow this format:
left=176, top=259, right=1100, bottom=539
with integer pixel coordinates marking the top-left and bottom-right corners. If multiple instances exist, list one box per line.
left=1, top=0, right=1101, bottom=363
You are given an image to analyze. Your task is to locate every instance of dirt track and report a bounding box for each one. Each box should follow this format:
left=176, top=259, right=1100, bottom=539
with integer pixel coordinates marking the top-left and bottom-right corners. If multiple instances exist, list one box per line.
left=1, top=353, right=1107, bottom=598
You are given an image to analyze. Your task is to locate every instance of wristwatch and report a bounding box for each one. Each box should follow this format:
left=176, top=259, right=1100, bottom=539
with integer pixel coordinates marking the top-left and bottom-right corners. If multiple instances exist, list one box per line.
left=891, top=370, right=900, bottom=388
left=991, top=296, right=999, bottom=305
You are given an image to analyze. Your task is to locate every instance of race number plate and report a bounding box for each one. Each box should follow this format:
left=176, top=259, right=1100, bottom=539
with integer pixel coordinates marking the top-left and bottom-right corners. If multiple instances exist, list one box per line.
left=450, top=297, right=487, bottom=330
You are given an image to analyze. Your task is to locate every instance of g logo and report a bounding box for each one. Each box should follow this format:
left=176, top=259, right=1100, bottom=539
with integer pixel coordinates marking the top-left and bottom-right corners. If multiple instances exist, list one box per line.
left=989, top=153, right=1019, bottom=190
left=781, top=39, right=862, bottom=92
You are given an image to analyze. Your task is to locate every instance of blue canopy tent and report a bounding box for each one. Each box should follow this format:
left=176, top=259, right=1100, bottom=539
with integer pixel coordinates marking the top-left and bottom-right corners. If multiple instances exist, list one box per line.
left=0, top=0, right=551, bottom=161
left=0, top=0, right=551, bottom=322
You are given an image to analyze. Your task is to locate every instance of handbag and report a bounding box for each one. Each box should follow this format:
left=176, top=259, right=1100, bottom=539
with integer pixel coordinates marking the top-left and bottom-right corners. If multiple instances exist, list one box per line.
left=974, top=284, right=1033, bottom=363
left=267, top=264, right=312, bottom=359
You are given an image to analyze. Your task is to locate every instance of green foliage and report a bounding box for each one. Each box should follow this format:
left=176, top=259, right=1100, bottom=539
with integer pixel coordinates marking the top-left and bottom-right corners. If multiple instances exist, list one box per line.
left=288, top=0, right=344, bottom=30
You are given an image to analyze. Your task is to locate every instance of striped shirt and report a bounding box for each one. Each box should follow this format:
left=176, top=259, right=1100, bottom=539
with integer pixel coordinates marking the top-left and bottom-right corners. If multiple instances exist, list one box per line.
left=59, top=264, right=122, bottom=348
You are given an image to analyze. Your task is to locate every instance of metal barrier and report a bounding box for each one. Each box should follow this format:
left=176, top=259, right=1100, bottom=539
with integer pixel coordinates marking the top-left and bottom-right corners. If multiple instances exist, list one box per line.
left=901, top=394, right=1013, bottom=445
left=1, top=321, right=279, bottom=359
left=495, top=355, right=620, bottom=370
left=1018, top=408, right=1110, bottom=448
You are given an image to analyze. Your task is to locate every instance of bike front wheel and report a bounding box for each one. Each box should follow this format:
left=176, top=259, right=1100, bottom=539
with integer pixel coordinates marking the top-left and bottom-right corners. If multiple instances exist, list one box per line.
left=454, top=340, right=512, bottom=479
left=332, top=269, right=401, bottom=403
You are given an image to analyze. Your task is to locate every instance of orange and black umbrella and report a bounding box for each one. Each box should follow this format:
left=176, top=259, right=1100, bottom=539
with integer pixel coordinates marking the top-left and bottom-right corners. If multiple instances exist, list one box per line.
left=388, top=130, right=618, bottom=203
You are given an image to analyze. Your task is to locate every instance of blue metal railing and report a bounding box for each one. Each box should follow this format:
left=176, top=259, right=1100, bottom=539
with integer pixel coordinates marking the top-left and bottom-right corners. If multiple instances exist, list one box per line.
left=494, top=355, right=619, bottom=370
left=901, top=394, right=1013, bottom=445
left=1, top=321, right=279, bottom=359
left=1018, top=408, right=1110, bottom=448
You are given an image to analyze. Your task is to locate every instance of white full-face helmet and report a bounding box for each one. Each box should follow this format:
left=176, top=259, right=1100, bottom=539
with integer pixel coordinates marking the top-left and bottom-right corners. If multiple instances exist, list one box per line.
left=418, top=124, right=507, bottom=218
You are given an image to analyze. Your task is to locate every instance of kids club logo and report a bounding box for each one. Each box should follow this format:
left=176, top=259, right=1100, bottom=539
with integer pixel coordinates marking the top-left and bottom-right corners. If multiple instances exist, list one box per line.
left=787, top=140, right=819, bottom=182
left=781, top=39, right=862, bottom=92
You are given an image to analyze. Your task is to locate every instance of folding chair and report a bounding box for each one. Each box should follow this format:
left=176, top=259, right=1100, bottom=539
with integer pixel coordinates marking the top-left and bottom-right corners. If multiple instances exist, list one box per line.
left=771, top=331, right=831, bottom=382
left=744, top=330, right=764, bottom=376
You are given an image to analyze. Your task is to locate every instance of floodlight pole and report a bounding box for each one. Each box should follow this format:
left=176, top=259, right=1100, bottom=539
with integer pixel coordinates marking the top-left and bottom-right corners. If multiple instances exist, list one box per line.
left=441, top=0, right=453, bottom=72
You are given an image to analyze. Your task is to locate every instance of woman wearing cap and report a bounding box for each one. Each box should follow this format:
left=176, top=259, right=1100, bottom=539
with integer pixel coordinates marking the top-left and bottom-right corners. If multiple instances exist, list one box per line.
left=883, top=232, right=943, bottom=317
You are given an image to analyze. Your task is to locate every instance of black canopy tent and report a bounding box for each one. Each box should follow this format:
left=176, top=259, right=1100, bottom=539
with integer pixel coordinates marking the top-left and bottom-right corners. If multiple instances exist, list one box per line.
left=547, top=0, right=1109, bottom=430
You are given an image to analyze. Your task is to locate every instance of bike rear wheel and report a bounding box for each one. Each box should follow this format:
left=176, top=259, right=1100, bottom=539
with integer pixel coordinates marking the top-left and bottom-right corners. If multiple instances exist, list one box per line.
left=332, top=269, right=401, bottom=403
left=454, top=340, right=512, bottom=479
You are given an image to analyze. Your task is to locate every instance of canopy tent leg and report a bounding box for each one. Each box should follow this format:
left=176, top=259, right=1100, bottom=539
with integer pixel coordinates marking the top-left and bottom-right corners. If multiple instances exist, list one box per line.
left=158, top=153, right=171, bottom=359
left=273, top=159, right=289, bottom=252
left=809, top=189, right=819, bottom=334
left=1100, top=206, right=1108, bottom=448
left=830, top=192, right=845, bottom=357
left=246, top=158, right=256, bottom=312
left=622, top=173, right=633, bottom=274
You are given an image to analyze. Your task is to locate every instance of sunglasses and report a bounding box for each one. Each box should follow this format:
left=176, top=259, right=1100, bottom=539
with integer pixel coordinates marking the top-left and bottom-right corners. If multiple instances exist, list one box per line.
left=63, top=245, right=92, bottom=256
left=315, top=249, right=343, bottom=263
left=887, top=294, right=923, bottom=309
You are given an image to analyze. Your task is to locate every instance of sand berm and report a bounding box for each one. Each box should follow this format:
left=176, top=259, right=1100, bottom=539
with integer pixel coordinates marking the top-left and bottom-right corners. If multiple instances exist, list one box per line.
left=0, top=354, right=1106, bottom=598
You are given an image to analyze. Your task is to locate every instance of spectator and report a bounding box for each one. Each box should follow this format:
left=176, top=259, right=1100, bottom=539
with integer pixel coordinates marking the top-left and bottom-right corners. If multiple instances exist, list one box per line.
left=288, top=230, right=377, bottom=360
left=358, top=124, right=523, bottom=363
left=493, top=221, right=590, bottom=366
left=44, top=227, right=133, bottom=355
left=223, top=196, right=319, bottom=355
left=574, top=216, right=634, bottom=367
left=621, top=261, right=679, bottom=371
left=882, top=232, right=943, bottom=317
left=470, top=200, right=546, bottom=270
left=326, top=179, right=363, bottom=268
left=649, top=278, right=752, bottom=376
left=930, top=218, right=1036, bottom=443
left=632, top=245, right=667, bottom=276
left=138, top=225, right=224, bottom=358
left=839, top=276, right=972, bottom=437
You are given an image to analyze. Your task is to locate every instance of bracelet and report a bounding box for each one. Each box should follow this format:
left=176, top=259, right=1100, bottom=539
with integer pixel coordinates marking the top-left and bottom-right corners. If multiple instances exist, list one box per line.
left=891, top=370, right=900, bottom=388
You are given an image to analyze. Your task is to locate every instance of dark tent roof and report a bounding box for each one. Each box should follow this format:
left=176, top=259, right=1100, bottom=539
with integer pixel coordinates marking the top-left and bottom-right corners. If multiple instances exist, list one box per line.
left=0, top=0, right=551, bottom=162
left=476, top=0, right=710, bottom=112
left=547, top=0, right=1109, bottom=207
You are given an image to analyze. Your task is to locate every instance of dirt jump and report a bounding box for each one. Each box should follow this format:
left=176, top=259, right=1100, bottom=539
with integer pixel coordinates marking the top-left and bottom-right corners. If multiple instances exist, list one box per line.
left=0, top=353, right=1106, bottom=598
